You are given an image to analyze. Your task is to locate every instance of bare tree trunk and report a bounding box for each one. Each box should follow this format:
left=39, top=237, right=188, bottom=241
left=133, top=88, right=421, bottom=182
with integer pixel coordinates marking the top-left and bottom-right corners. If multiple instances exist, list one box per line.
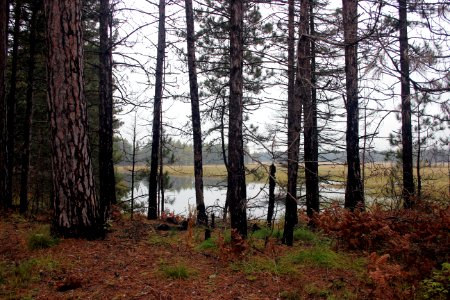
left=399, top=0, right=415, bottom=208
left=6, top=1, right=22, bottom=208
left=130, top=113, right=137, bottom=220
left=158, top=109, right=164, bottom=216
left=267, top=163, right=276, bottom=227
left=148, top=0, right=165, bottom=220
left=0, top=0, right=8, bottom=210
left=303, top=0, right=319, bottom=219
left=343, top=0, right=364, bottom=211
left=221, top=102, right=229, bottom=221
left=20, top=1, right=39, bottom=214
left=45, top=0, right=102, bottom=238
left=185, top=0, right=207, bottom=224
left=98, top=0, right=116, bottom=222
left=228, top=0, right=247, bottom=239
left=416, top=100, right=421, bottom=199
left=283, top=0, right=300, bottom=246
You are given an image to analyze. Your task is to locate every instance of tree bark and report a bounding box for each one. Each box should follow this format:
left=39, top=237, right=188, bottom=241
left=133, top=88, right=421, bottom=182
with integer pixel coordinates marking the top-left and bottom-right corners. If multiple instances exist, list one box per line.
left=6, top=1, right=22, bottom=208
left=185, top=0, right=207, bottom=225
left=343, top=0, right=364, bottom=211
left=283, top=0, right=300, bottom=246
left=303, top=0, right=319, bottom=219
left=227, top=0, right=247, bottom=239
left=0, top=0, right=8, bottom=210
left=98, top=0, right=116, bottom=222
left=45, top=0, right=102, bottom=238
left=19, top=1, right=39, bottom=214
left=148, top=0, right=165, bottom=220
left=399, top=0, right=415, bottom=209
left=267, top=163, right=276, bottom=227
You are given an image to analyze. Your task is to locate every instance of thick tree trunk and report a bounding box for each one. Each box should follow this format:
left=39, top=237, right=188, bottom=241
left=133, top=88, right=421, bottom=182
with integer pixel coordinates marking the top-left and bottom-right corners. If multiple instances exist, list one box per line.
left=45, top=0, right=102, bottom=238
left=283, top=0, right=300, bottom=246
left=0, top=0, right=8, bottom=210
left=185, top=0, right=207, bottom=225
left=399, top=0, right=415, bottom=209
left=227, top=0, right=247, bottom=239
left=343, top=0, right=364, bottom=211
left=98, top=0, right=116, bottom=222
left=6, top=1, right=22, bottom=208
left=19, top=1, right=39, bottom=214
left=303, top=0, right=319, bottom=219
left=148, top=0, right=165, bottom=220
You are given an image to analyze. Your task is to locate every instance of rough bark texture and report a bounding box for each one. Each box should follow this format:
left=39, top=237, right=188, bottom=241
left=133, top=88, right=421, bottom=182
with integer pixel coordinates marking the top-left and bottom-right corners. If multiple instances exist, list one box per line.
left=148, top=0, right=165, bottom=220
left=303, top=0, right=319, bottom=219
left=343, top=0, right=364, bottom=211
left=267, top=163, right=276, bottom=227
left=6, top=1, right=22, bottom=208
left=45, top=0, right=102, bottom=238
left=0, top=0, right=8, bottom=210
left=98, top=0, right=116, bottom=222
left=20, top=1, right=39, bottom=214
left=399, top=0, right=415, bottom=209
left=283, top=0, right=300, bottom=246
left=227, top=0, right=247, bottom=239
left=185, top=0, right=207, bottom=225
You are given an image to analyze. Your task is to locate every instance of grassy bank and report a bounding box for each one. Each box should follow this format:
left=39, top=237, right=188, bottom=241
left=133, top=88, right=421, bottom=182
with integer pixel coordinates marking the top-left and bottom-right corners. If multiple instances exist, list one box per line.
left=117, top=163, right=449, bottom=200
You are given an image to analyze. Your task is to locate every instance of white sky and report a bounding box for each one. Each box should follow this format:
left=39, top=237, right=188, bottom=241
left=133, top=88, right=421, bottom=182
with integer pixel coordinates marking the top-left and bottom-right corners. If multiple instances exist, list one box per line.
left=113, top=0, right=449, bottom=155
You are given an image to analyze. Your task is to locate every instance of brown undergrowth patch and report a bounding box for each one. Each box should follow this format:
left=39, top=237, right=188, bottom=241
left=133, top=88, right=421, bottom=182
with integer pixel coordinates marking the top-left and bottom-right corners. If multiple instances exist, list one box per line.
left=0, top=214, right=376, bottom=299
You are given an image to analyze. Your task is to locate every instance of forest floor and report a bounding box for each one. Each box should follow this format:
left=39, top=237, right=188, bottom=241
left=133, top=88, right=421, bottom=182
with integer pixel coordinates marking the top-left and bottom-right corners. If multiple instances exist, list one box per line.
left=0, top=209, right=447, bottom=300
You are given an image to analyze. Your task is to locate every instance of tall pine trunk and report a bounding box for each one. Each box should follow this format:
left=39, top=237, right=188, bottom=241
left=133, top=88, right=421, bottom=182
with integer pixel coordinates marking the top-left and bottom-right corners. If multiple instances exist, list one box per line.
left=283, top=0, right=300, bottom=246
left=343, top=0, right=364, bottom=211
left=185, top=0, right=207, bottom=224
left=98, top=0, right=116, bottom=222
left=148, top=0, right=166, bottom=220
left=303, top=0, right=319, bottom=219
left=6, top=1, right=22, bottom=208
left=399, top=0, right=415, bottom=208
left=45, top=0, right=102, bottom=238
left=0, top=0, right=8, bottom=210
left=228, top=0, right=247, bottom=239
left=19, top=1, right=39, bottom=214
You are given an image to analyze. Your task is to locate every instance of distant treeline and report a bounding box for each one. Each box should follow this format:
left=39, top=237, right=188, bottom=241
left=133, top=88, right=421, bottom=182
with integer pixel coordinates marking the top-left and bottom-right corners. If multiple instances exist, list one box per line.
left=114, top=138, right=448, bottom=166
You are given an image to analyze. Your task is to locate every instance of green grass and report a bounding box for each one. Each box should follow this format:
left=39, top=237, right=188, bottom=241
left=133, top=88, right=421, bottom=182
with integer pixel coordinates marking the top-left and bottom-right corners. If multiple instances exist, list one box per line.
left=230, top=256, right=296, bottom=276
left=160, top=263, right=194, bottom=280
left=197, top=238, right=217, bottom=250
left=27, top=225, right=59, bottom=250
left=293, top=227, right=317, bottom=243
left=290, top=246, right=342, bottom=268
left=2, top=256, right=59, bottom=288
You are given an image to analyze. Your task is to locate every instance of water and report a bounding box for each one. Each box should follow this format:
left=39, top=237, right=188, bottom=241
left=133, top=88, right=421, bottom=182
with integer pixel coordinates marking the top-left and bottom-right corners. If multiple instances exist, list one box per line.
left=127, top=176, right=286, bottom=219
left=125, top=175, right=348, bottom=219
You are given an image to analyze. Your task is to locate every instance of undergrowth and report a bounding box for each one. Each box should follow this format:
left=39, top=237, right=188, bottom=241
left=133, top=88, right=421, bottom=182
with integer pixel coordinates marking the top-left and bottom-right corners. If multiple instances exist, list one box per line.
left=316, top=202, right=450, bottom=298
left=27, top=225, right=59, bottom=250
left=159, top=263, right=194, bottom=280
